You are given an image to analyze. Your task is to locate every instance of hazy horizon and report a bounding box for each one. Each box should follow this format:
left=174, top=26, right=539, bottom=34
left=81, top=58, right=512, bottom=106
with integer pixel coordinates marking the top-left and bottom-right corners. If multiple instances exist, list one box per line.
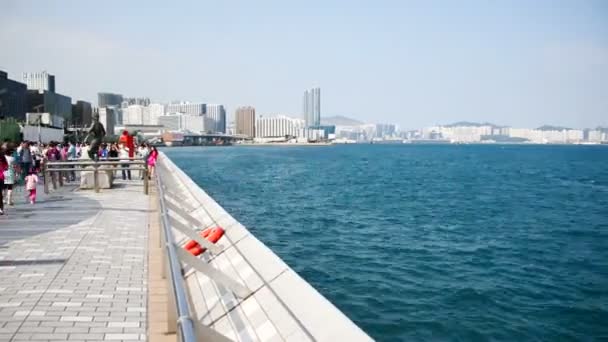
left=1, top=0, right=607, bottom=130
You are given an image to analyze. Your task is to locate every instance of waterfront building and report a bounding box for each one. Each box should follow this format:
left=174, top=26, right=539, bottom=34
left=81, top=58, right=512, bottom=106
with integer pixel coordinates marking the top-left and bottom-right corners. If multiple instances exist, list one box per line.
left=0, top=70, right=27, bottom=120
left=375, top=123, right=397, bottom=138
left=207, top=104, right=226, bottom=133
left=98, top=92, right=124, bottom=108
left=302, top=87, right=321, bottom=127
left=157, top=113, right=209, bottom=133
left=255, top=115, right=305, bottom=138
left=235, top=106, right=255, bottom=137
left=22, top=71, right=55, bottom=92
left=165, top=102, right=206, bottom=116
left=587, top=130, right=603, bottom=143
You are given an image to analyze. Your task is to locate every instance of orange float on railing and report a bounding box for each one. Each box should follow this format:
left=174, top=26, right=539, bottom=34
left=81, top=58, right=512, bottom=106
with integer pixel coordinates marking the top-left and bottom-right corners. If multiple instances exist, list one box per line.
left=183, top=227, right=225, bottom=256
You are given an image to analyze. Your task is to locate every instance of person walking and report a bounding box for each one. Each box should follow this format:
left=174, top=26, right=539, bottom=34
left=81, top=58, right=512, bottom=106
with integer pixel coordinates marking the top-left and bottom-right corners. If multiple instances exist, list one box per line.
left=147, top=146, right=158, bottom=179
left=25, top=169, right=38, bottom=204
left=3, top=146, right=16, bottom=206
left=0, top=149, right=8, bottom=215
left=17, top=141, right=33, bottom=183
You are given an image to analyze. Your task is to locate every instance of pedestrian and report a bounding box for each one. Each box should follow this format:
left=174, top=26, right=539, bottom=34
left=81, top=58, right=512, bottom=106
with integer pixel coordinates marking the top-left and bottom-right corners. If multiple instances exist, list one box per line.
left=119, top=143, right=131, bottom=180
left=17, top=141, right=33, bottom=183
left=3, top=145, right=16, bottom=206
left=147, top=145, right=158, bottom=179
left=46, top=142, right=60, bottom=189
left=0, top=149, right=7, bottom=215
left=67, top=142, right=77, bottom=181
left=25, top=168, right=38, bottom=204
left=137, top=143, right=150, bottom=179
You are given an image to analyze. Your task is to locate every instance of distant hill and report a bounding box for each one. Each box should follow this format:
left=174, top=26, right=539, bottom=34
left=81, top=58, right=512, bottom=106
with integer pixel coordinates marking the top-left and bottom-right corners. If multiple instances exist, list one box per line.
left=321, top=115, right=365, bottom=126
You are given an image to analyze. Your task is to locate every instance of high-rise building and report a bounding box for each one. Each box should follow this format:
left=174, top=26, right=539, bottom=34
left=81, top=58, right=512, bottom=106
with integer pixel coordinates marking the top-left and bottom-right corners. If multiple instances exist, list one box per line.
left=235, top=106, right=255, bottom=137
left=207, top=104, right=226, bottom=133
left=0, top=70, right=27, bottom=120
left=98, top=92, right=124, bottom=108
left=302, top=87, right=321, bottom=127
left=165, top=102, right=206, bottom=116
left=22, top=71, right=55, bottom=92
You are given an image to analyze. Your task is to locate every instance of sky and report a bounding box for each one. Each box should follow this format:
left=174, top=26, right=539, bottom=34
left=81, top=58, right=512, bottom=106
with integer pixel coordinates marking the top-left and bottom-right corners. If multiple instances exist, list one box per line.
left=1, top=0, right=607, bottom=129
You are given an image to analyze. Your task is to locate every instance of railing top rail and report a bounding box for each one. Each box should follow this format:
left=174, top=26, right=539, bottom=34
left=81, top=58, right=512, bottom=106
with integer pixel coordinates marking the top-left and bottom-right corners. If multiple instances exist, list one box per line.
left=45, top=160, right=146, bottom=166
left=156, top=170, right=198, bottom=341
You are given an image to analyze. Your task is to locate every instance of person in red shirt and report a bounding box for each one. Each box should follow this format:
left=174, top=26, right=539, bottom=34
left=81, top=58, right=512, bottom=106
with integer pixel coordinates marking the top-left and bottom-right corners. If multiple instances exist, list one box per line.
left=119, top=131, right=135, bottom=159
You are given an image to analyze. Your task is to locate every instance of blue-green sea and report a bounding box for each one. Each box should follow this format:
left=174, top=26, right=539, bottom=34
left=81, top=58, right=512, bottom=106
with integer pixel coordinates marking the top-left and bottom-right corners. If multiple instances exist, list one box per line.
left=165, top=144, right=608, bottom=341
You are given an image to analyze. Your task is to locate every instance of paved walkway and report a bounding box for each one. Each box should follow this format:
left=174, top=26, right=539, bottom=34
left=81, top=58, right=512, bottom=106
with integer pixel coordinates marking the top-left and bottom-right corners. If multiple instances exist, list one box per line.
left=0, top=181, right=150, bottom=342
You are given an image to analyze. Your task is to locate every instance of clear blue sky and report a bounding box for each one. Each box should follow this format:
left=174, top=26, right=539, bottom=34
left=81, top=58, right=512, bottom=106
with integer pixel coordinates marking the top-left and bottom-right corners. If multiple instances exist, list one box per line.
left=1, top=0, right=606, bottom=129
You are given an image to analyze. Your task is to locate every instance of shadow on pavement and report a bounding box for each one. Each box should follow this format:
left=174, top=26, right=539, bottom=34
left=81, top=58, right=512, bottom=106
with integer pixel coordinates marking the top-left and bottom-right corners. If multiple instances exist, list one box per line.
left=0, top=186, right=103, bottom=248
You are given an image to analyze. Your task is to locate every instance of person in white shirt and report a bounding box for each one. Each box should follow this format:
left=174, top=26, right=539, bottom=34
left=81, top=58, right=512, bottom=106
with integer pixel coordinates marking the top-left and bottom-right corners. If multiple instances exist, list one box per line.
left=119, top=143, right=131, bottom=180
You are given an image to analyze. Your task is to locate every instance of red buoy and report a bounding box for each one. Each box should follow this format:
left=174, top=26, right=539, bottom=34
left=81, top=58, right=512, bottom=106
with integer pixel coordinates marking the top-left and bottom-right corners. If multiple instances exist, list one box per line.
left=184, top=227, right=225, bottom=256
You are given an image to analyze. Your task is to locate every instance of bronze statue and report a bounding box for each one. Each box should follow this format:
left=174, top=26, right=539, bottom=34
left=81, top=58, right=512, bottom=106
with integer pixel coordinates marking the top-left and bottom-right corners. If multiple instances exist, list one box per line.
left=84, top=112, right=106, bottom=160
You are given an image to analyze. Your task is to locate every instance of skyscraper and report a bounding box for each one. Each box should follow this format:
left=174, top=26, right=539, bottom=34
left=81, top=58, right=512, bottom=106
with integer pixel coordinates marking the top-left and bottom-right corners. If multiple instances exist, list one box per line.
left=206, top=104, right=226, bottom=133
left=302, top=87, right=320, bottom=127
left=235, top=106, right=255, bottom=137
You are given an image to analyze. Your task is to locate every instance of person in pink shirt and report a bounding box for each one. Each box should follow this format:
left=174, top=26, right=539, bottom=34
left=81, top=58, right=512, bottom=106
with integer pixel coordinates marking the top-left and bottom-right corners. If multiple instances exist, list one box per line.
left=147, top=146, right=159, bottom=179
left=25, top=169, right=38, bottom=204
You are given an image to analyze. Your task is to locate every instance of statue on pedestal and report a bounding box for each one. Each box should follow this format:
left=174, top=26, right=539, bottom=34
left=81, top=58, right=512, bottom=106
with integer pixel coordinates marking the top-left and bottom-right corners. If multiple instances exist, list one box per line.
left=83, top=112, right=106, bottom=161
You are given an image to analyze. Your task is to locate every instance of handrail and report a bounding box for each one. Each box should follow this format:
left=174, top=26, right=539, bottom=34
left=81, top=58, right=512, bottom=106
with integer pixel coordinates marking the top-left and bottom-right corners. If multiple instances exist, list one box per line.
left=43, top=159, right=149, bottom=194
left=156, top=170, right=198, bottom=341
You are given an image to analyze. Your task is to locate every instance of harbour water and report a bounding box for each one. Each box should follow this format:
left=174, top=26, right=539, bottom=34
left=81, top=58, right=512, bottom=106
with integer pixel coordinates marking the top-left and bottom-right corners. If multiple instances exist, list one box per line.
left=165, top=145, right=608, bottom=341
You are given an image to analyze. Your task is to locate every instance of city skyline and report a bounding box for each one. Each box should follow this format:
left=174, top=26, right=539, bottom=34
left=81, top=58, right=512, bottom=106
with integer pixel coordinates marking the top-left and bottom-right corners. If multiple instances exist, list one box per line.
left=1, top=1, right=607, bottom=129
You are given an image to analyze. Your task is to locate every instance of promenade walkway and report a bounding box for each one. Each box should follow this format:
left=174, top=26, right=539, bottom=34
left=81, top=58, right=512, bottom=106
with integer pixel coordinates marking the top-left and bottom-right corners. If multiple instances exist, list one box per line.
left=0, top=181, right=150, bottom=342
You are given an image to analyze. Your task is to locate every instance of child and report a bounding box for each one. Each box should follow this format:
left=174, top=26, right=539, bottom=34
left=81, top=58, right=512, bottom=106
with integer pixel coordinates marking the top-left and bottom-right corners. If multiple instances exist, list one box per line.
left=25, top=169, right=38, bottom=204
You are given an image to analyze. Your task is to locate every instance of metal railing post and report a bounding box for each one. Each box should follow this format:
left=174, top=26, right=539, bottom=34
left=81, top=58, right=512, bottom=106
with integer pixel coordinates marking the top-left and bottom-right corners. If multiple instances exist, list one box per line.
left=58, top=162, right=64, bottom=187
left=43, top=162, right=49, bottom=194
left=156, top=170, right=198, bottom=341
left=143, top=166, right=149, bottom=195
left=93, top=163, right=99, bottom=193
left=166, top=243, right=178, bottom=334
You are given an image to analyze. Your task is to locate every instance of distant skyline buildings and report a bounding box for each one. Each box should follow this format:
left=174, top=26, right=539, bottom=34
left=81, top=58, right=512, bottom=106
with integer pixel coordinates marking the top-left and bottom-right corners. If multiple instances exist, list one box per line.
left=235, top=106, right=255, bottom=138
left=22, top=71, right=55, bottom=93
left=165, top=102, right=205, bottom=116
left=122, top=97, right=150, bottom=108
left=302, top=87, right=320, bottom=127
left=98, top=92, right=123, bottom=108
